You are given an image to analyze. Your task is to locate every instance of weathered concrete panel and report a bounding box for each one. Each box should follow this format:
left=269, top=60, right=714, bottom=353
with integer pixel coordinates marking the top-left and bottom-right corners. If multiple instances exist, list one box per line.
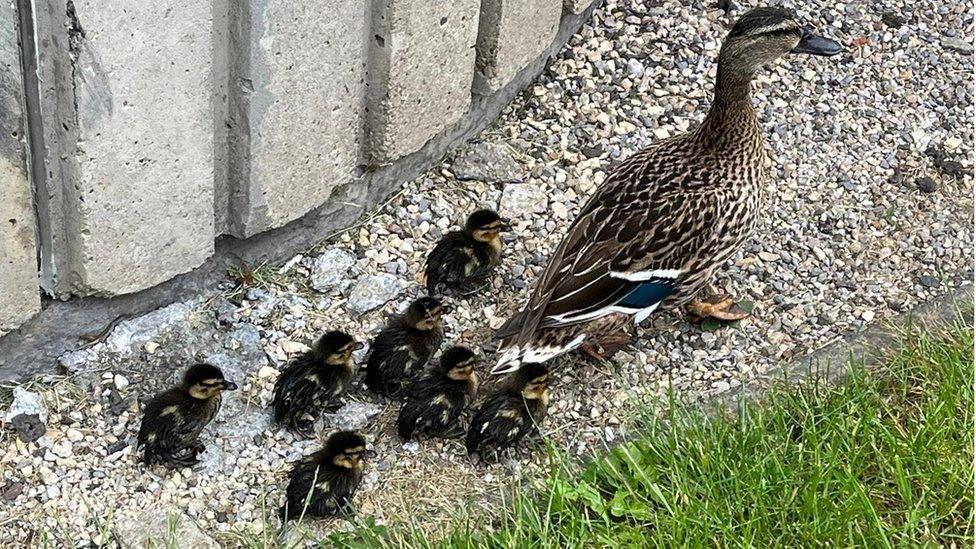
left=366, top=0, right=480, bottom=165
left=0, top=0, right=40, bottom=335
left=37, top=0, right=215, bottom=296
left=221, top=0, right=368, bottom=238
left=477, top=0, right=563, bottom=93
left=564, top=0, right=596, bottom=14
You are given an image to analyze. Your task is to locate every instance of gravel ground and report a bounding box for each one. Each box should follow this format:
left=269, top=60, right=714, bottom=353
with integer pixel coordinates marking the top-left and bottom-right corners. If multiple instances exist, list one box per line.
left=2, top=0, right=972, bottom=546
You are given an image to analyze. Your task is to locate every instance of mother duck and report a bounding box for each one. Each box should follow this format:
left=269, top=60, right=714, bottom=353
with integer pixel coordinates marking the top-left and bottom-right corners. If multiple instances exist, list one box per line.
left=493, top=8, right=842, bottom=373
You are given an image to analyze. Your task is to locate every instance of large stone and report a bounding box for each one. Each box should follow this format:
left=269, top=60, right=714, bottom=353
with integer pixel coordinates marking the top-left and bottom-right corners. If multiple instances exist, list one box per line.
left=451, top=142, right=524, bottom=183
left=346, top=273, right=399, bottom=314
left=220, top=0, right=367, bottom=237
left=0, top=3, right=39, bottom=336
left=476, top=0, right=563, bottom=93
left=366, top=0, right=480, bottom=164
left=310, top=249, right=357, bottom=292
left=35, top=0, right=215, bottom=296
left=500, top=182, right=549, bottom=216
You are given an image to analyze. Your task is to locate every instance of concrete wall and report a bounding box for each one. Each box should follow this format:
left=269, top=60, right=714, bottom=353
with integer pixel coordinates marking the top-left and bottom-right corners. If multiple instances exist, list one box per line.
left=0, top=0, right=599, bottom=349
left=0, top=0, right=39, bottom=336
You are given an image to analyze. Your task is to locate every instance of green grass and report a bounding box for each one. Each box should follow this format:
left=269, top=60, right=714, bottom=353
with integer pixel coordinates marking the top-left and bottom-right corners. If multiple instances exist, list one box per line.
left=322, top=324, right=974, bottom=548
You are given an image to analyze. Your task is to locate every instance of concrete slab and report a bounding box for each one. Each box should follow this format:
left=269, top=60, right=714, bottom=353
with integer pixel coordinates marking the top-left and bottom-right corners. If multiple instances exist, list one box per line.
left=0, top=1, right=40, bottom=336
left=35, top=0, right=215, bottom=296
left=220, top=0, right=368, bottom=238
left=365, top=0, right=480, bottom=165
left=476, top=0, right=563, bottom=93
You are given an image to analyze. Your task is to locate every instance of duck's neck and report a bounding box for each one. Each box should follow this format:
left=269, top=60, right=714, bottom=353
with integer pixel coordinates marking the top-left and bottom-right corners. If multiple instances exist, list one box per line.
left=694, top=65, right=760, bottom=148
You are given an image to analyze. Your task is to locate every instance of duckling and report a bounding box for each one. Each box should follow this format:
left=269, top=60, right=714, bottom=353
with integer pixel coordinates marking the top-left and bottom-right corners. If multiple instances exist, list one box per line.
left=465, top=363, right=549, bottom=458
left=425, top=209, right=509, bottom=295
left=136, top=363, right=238, bottom=467
left=364, top=297, right=447, bottom=397
left=492, top=8, right=842, bottom=373
left=279, top=430, right=368, bottom=522
left=271, top=331, right=363, bottom=438
left=397, top=346, right=479, bottom=441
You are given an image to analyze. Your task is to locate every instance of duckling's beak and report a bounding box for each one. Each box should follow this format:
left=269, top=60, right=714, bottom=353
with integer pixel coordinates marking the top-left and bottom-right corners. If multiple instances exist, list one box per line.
left=353, top=342, right=366, bottom=351
left=222, top=380, right=239, bottom=391
left=499, top=218, right=511, bottom=230
left=791, top=30, right=843, bottom=57
left=439, top=304, right=453, bottom=314
left=364, top=449, right=377, bottom=459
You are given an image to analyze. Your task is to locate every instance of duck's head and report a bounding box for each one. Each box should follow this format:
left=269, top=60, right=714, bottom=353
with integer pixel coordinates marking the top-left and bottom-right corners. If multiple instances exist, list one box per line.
left=438, top=345, right=480, bottom=382
left=314, top=330, right=364, bottom=368
left=719, top=7, right=842, bottom=81
left=405, top=296, right=449, bottom=331
left=501, top=363, right=549, bottom=401
left=464, top=209, right=509, bottom=243
left=183, top=363, right=238, bottom=400
left=318, top=430, right=370, bottom=470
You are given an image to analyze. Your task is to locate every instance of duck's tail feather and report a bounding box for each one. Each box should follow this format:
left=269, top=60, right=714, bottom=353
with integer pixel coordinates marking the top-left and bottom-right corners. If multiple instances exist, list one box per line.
left=490, top=334, right=587, bottom=375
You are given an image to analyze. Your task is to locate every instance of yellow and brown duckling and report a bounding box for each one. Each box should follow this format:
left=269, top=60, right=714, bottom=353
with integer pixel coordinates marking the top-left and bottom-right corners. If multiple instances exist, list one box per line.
left=136, top=363, right=238, bottom=467
left=271, top=331, right=363, bottom=438
left=465, top=363, right=549, bottom=458
left=397, top=346, right=479, bottom=441
left=364, top=297, right=447, bottom=397
left=424, top=209, right=508, bottom=295
left=279, top=430, right=370, bottom=522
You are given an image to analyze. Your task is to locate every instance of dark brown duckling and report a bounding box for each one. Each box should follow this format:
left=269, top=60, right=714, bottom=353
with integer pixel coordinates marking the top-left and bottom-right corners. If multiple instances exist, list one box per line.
left=364, top=297, right=446, bottom=398
left=136, top=363, right=238, bottom=467
left=465, top=363, right=549, bottom=459
left=271, top=331, right=363, bottom=438
left=279, top=430, right=369, bottom=522
left=424, top=209, right=508, bottom=295
left=397, top=346, right=479, bottom=441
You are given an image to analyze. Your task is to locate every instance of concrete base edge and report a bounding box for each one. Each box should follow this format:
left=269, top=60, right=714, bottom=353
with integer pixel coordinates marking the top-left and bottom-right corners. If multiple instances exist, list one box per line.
left=0, top=2, right=602, bottom=381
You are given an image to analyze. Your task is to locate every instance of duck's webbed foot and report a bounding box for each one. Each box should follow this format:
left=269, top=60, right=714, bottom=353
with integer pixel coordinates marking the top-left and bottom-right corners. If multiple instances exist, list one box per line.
left=581, top=330, right=631, bottom=361
left=686, top=292, right=750, bottom=321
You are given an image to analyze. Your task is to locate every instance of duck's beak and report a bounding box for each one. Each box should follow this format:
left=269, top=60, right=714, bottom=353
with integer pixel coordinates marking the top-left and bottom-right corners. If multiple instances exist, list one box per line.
left=222, top=380, right=238, bottom=391
left=791, top=30, right=843, bottom=57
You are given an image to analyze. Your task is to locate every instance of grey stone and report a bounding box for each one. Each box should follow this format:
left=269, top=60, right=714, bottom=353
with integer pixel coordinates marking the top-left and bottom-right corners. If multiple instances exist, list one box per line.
left=4, top=387, right=48, bottom=423
left=942, top=37, right=974, bottom=54
left=451, top=142, right=524, bottom=183
left=476, top=0, right=562, bottom=92
left=11, top=414, right=45, bottom=443
left=114, top=506, right=219, bottom=549
left=35, top=0, right=215, bottom=297
left=330, top=401, right=382, bottom=431
left=346, top=274, right=400, bottom=314
left=220, top=0, right=367, bottom=237
left=104, top=301, right=195, bottom=354
left=500, top=183, right=549, bottom=216
left=0, top=4, right=39, bottom=336
left=915, top=176, right=938, bottom=193
left=311, top=249, right=357, bottom=292
left=366, top=0, right=480, bottom=164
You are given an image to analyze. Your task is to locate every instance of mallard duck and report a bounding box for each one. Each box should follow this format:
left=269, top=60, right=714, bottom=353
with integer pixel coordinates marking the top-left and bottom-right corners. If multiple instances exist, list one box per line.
left=424, top=209, right=508, bottom=294
left=465, top=363, right=549, bottom=458
left=397, top=345, right=479, bottom=441
left=364, top=297, right=447, bottom=397
left=271, top=331, right=363, bottom=438
left=136, top=363, right=238, bottom=467
left=492, top=8, right=842, bottom=373
left=279, top=430, right=369, bottom=521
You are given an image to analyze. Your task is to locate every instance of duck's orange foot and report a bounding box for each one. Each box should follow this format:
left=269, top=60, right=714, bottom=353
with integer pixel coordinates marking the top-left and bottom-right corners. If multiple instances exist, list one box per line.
left=686, top=292, right=750, bottom=322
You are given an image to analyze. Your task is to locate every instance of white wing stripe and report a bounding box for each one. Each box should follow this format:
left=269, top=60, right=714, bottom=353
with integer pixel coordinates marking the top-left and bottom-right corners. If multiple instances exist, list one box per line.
left=609, top=268, right=683, bottom=281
